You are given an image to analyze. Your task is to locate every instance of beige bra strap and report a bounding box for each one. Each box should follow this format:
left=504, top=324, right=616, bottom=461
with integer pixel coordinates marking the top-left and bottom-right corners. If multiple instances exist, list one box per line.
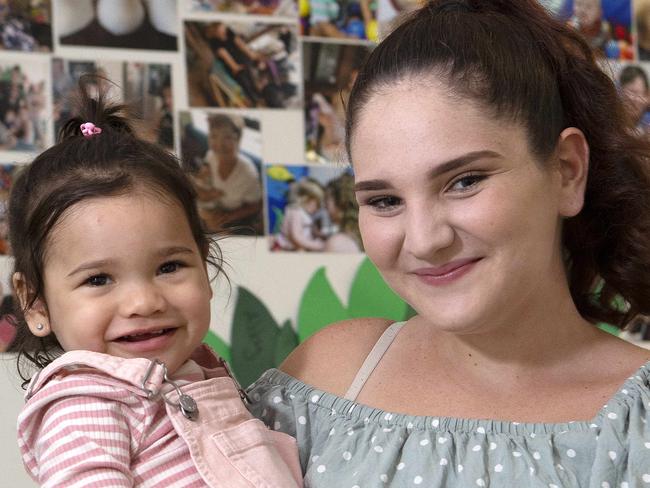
left=343, top=321, right=406, bottom=401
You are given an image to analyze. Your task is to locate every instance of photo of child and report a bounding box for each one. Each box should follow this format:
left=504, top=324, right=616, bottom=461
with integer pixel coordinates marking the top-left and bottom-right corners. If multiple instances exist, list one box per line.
left=180, top=111, right=264, bottom=235
left=541, top=0, right=634, bottom=59
left=56, top=0, right=178, bottom=51
left=0, top=61, right=48, bottom=153
left=267, top=164, right=361, bottom=253
left=0, top=0, right=52, bottom=51
left=189, top=0, right=297, bottom=17
left=52, top=59, right=174, bottom=149
left=184, top=20, right=300, bottom=109
left=303, top=40, right=370, bottom=164
left=300, top=0, right=377, bottom=41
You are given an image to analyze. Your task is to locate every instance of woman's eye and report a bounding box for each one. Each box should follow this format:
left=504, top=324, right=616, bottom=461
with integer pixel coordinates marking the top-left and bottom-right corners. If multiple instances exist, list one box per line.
left=85, top=274, right=110, bottom=287
left=366, top=195, right=402, bottom=210
left=449, top=173, right=487, bottom=192
left=159, top=261, right=184, bottom=274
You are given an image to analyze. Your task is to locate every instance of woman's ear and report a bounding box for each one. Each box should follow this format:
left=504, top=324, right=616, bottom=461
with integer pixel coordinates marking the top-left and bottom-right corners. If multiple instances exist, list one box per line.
left=555, top=127, right=589, bottom=218
left=12, top=272, right=50, bottom=337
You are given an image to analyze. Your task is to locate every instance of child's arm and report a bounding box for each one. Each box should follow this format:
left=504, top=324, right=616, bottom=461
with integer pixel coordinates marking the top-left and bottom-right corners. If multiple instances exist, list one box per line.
left=18, top=393, right=136, bottom=487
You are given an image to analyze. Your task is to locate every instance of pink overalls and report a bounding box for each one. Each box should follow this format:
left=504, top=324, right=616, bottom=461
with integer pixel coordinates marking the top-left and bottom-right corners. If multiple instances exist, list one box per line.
left=18, top=345, right=302, bottom=487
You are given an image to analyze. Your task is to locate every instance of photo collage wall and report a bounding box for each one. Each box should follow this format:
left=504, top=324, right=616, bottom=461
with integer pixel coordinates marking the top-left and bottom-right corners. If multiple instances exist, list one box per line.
left=0, top=0, right=419, bottom=261
left=0, top=0, right=648, bottom=259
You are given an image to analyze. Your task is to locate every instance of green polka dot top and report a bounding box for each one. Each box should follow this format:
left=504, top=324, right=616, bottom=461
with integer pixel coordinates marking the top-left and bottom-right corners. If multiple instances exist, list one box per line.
left=247, top=325, right=650, bottom=487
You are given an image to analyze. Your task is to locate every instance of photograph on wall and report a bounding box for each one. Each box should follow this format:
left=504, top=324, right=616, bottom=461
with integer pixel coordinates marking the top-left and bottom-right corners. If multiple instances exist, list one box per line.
left=303, top=40, right=370, bottom=164
left=56, top=0, right=178, bottom=51
left=541, top=0, right=633, bottom=59
left=266, top=164, right=362, bottom=253
left=180, top=111, right=264, bottom=235
left=0, top=0, right=52, bottom=51
left=375, top=0, right=421, bottom=39
left=636, top=0, right=650, bottom=60
left=0, top=163, right=15, bottom=256
left=188, top=0, right=297, bottom=18
left=52, top=59, right=174, bottom=150
left=0, top=60, right=48, bottom=153
left=300, top=0, right=377, bottom=41
left=607, top=61, right=650, bottom=134
left=184, top=20, right=301, bottom=109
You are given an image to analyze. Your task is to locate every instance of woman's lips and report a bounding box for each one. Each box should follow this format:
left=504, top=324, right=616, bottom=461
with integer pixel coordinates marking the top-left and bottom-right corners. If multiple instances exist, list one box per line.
left=413, top=258, right=482, bottom=285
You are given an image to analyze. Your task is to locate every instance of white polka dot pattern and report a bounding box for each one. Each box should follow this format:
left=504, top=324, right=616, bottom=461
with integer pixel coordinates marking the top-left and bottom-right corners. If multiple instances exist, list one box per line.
left=247, top=363, right=650, bottom=487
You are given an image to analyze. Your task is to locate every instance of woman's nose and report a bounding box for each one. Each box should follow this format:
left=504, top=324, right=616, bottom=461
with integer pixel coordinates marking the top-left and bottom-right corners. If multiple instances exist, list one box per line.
left=403, top=202, right=455, bottom=260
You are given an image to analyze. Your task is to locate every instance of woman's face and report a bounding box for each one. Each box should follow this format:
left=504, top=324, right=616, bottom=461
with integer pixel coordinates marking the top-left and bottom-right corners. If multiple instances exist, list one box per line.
left=208, top=127, right=239, bottom=158
left=351, top=79, right=573, bottom=333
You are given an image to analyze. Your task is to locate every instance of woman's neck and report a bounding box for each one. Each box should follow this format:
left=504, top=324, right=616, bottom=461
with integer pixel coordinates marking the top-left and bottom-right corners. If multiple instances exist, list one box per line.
left=419, top=272, right=602, bottom=381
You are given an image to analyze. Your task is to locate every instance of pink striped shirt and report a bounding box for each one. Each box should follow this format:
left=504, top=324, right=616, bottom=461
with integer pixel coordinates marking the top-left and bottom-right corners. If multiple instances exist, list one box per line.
left=18, top=360, right=209, bottom=488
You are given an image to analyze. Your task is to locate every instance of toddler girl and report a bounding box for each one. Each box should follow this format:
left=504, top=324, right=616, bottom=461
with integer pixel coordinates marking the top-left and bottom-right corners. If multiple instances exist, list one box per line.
left=273, top=178, right=325, bottom=251
left=11, top=84, right=302, bottom=487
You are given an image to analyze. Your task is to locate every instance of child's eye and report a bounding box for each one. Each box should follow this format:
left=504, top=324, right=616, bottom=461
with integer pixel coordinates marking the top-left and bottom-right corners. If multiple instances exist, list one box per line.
left=158, top=261, right=185, bottom=274
left=449, top=173, right=487, bottom=192
left=85, top=274, right=110, bottom=287
left=366, top=195, right=402, bottom=211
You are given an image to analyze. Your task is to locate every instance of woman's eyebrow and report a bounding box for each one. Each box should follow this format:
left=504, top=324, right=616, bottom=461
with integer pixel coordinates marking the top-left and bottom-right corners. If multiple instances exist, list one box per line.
left=354, top=150, right=502, bottom=192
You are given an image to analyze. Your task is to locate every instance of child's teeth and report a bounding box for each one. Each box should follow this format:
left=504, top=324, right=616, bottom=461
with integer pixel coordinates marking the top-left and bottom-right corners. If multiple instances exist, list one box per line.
left=124, top=329, right=166, bottom=339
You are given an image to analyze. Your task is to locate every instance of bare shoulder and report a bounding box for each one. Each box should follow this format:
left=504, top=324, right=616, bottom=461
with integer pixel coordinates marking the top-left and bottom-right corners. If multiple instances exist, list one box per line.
left=280, top=317, right=394, bottom=396
left=589, top=329, right=650, bottom=382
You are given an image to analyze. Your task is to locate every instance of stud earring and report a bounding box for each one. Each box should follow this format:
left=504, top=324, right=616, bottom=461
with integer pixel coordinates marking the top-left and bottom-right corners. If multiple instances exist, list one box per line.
left=36, top=323, right=44, bottom=331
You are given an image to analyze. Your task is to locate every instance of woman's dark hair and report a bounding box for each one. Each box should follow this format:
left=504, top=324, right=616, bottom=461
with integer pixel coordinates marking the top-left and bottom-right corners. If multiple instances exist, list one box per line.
left=8, top=78, right=222, bottom=383
left=326, top=173, right=362, bottom=249
left=345, top=0, right=650, bottom=328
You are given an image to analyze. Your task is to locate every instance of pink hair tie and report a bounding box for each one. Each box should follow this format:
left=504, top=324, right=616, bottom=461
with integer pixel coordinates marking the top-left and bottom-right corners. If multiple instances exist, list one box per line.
left=80, top=122, right=102, bottom=138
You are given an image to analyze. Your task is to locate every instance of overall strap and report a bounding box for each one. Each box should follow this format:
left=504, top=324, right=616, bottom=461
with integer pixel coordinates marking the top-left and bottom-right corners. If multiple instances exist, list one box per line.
left=25, top=350, right=167, bottom=400
left=344, top=321, right=406, bottom=401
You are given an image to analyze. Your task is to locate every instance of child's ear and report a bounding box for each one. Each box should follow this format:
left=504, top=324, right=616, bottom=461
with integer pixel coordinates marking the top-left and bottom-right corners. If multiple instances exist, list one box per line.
left=12, top=272, right=51, bottom=337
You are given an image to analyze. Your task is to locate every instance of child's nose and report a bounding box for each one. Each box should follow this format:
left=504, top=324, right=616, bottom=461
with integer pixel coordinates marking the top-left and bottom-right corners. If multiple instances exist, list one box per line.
left=120, top=281, right=167, bottom=317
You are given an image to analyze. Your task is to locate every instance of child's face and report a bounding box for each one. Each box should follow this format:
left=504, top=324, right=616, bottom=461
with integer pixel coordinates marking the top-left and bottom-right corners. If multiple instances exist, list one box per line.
left=305, top=197, right=320, bottom=214
left=33, top=191, right=212, bottom=374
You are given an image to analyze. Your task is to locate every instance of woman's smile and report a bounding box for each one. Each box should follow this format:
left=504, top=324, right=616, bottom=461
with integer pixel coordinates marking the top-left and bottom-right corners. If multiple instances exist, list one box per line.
left=411, top=257, right=483, bottom=286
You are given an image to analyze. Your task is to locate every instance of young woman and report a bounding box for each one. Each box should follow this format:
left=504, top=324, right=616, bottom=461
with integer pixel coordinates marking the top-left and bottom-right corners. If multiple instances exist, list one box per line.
left=248, top=0, right=650, bottom=485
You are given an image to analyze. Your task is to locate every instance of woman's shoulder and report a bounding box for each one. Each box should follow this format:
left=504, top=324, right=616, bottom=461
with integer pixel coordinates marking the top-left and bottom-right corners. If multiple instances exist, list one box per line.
left=279, top=317, right=395, bottom=397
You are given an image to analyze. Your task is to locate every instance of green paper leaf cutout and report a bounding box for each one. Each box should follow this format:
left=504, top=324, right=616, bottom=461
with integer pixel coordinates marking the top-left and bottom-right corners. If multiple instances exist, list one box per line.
left=274, top=319, right=298, bottom=365
left=347, top=257, right=409, bottom=320
left=203, top=330, right=231, bottom=363
left=231, top=286, right=281, bottom=387
left=272, top=206, right=284, bottom=234
left=298, top=267, right=348, bottom=342
left=403, top=303, right=418, bottom=321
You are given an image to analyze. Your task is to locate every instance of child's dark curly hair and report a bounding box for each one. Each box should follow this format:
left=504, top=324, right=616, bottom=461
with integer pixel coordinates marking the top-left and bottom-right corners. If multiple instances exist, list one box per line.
left=7, top=78, right=222, bottom=385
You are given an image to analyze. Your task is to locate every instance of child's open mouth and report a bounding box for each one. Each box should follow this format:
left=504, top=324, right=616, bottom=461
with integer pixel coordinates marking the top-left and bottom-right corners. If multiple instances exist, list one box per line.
left=117, top=328, right=175, bottom=343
